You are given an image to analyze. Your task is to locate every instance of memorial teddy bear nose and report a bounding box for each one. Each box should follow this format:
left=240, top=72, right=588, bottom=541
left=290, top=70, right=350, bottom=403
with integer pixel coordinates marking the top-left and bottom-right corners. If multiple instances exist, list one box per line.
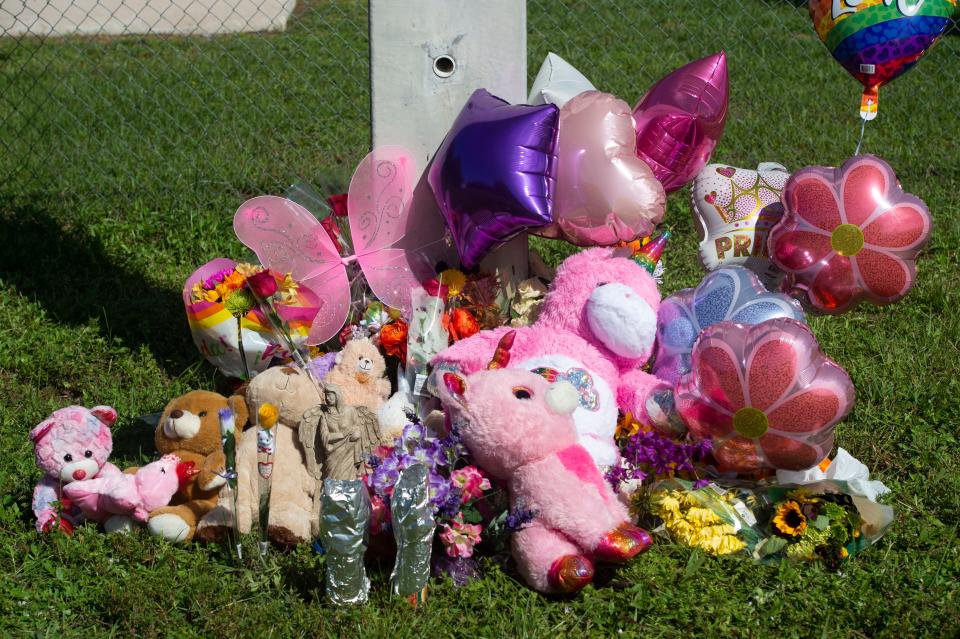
left=72, top=469, right=86, bottom=480
left=170, top=409, right=184, bottom=419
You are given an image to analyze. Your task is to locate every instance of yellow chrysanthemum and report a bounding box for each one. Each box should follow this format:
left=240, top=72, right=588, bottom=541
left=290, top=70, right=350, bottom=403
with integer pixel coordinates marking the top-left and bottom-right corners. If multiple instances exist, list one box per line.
left=685, top=506, right=722, bottom=525
left=235, top=263, right=263, bottom=278
left=650, top=492, right=681, bottom=514
left=277, top=273, right=299, bottom=304
left=615, top=413, right=643, bottom=440
left=439, top=269, right=467, bottom=298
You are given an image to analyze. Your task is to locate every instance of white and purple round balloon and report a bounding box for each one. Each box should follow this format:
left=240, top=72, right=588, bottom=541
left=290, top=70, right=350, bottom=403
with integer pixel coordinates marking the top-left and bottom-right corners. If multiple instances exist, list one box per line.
left=652, top=267, right=805, bottom=385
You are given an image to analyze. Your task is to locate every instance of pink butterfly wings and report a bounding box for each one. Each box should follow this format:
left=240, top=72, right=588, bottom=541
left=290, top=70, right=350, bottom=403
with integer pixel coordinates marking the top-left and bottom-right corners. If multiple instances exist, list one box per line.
left=234, top=147, right=446, bottom=345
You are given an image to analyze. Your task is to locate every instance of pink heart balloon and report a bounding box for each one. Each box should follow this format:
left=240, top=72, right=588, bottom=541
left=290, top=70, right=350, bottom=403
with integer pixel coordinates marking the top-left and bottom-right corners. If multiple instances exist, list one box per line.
left=535, top=91, right=666, bottom=247
left=633, top=51, right=729, bottom=193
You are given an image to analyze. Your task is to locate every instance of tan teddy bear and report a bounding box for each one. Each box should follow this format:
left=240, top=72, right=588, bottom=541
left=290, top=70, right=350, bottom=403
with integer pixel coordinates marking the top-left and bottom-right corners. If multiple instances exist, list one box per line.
left=323, top=338, right=391, bottom=411
left=231, top=366, right=324, bottom=548
left=146, top=390, right=247, bottom=543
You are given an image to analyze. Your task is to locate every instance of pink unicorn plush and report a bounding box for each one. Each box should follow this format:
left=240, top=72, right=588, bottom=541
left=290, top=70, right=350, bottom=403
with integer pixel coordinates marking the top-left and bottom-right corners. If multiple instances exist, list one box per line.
left=437, top=332, right=652, bottom=594
left=64, top=454, right=186, bottom=526
left=30, top=405, right=122, bottom=533
left=433, top=248, right=664, bottom=468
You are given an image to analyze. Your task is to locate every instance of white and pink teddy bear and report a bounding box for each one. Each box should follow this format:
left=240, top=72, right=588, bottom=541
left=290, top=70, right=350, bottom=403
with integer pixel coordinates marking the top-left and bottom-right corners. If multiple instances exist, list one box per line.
left=433, top=247, right=663, bottom=467
left=63, top=454, right=185, bottom=529
left=30, top=405, right=122, bottom=534
left=436, top=332, right=652, bottom=594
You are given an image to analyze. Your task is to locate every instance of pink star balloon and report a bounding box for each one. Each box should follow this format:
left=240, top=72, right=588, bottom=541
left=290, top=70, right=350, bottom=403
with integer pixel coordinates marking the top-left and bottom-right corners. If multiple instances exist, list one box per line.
left=633, top=51, right=728, bottom=193
left=768, top=154, right=932, bottom=315
left=676, top=318, right=855, bottom=473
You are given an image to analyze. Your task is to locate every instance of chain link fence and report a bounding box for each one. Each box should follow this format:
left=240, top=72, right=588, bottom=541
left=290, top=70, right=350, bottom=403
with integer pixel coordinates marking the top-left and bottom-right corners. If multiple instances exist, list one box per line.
left=1, top=1, right=957, bottom=205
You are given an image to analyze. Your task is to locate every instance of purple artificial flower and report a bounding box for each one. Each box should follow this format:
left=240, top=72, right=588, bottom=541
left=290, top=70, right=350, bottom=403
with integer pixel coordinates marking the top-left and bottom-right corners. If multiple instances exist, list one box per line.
left=606, top=427, right=711, bottom=491
left=437, top=488, right=463, bottom=519
left=202, top=267, right=234, bottom=290
left=505, top=508, right=536, bottom=532
left=401, top=421, right=427, bottom=446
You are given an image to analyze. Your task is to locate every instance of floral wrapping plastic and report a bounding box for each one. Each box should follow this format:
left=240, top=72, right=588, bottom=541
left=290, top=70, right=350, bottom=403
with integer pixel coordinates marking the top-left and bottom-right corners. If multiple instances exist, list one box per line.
left=644, top=477, right=893, bottom=567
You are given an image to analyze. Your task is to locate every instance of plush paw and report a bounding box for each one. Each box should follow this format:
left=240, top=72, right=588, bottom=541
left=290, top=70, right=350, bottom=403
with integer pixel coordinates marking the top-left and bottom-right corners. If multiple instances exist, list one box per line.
left=201, top=473, right=227, bottom=491
left=195, top=525, right=231, bottom=544
left=147, top=513, right=191, bottom=542
left=594, top=522, right=652, bottom=563
left=267, top=525, right=301, bottom=550
left=547, top=555, right=594, bottom=594
left=104, top=515, right=137, bottom=534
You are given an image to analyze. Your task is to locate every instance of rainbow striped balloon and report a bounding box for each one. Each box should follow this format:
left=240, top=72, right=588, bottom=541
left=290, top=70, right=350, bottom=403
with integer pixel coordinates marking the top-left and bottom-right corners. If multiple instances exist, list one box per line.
left=809, top=0, right=956, bottom=119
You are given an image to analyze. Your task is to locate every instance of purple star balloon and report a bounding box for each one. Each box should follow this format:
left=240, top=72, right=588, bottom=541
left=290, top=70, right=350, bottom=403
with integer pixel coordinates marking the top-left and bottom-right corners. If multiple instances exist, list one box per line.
left=428, top=89, right=559, bottom=269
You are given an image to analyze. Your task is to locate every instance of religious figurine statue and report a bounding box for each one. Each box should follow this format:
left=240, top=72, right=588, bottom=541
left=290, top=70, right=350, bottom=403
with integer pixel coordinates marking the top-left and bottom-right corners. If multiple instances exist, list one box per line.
left=299, top=384, right=384, bottom=481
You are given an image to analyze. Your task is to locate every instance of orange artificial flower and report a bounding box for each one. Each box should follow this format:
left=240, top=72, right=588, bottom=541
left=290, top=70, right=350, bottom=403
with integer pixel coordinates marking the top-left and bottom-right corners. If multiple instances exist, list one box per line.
left=448, top=308, right=480, bottom=342
left=379, top=320, right=409, bottom=362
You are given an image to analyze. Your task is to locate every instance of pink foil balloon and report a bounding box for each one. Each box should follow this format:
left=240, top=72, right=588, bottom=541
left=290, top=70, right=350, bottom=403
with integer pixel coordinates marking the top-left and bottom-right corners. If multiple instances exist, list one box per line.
left=536, top=91, right=666, bottom=246
left=633, top=51, right=729, bottom=193
left=768, top=154, right=932, bottom=315
left=676, top=318, right=855, bottom=473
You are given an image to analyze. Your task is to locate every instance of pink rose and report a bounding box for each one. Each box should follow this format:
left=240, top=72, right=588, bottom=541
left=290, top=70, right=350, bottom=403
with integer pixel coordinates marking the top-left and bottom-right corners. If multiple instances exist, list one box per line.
left=247, top=270, right=279, bottom=299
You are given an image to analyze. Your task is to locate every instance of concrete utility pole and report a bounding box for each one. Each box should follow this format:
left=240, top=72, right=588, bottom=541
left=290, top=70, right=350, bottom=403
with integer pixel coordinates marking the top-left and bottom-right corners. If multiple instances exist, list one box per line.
left=369, top=0, right=529, bottom=280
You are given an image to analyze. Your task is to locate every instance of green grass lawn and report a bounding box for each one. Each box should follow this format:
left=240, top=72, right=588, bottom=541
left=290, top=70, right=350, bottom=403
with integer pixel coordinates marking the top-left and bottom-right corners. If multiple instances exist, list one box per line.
left=1, top=1, right=958, bottom=637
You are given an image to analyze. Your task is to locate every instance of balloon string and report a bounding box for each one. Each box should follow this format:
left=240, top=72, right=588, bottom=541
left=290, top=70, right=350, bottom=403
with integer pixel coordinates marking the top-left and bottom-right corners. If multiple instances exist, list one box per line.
left=854, top=100, right=872, bottom=156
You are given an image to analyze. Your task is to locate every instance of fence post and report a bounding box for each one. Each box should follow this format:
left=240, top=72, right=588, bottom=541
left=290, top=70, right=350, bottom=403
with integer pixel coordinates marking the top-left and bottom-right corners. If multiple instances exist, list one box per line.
left=369, top=0, right=529, bottom=280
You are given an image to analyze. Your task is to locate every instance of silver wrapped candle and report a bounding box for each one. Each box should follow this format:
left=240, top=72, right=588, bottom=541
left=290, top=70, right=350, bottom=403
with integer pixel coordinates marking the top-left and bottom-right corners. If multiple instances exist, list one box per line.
left=389, top=463, right=435, bottom=602
left=320, top=479, right=371, bottom=605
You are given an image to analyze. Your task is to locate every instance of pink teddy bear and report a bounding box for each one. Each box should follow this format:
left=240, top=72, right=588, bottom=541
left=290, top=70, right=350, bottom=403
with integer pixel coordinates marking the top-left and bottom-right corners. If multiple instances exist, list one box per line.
left=434, top=247, right=663, bottom=467
left=437, top=332, right=652, bottom=594
left=63, top=454, right=186, bottom=527
left=30, top=405, right=122, bottom=534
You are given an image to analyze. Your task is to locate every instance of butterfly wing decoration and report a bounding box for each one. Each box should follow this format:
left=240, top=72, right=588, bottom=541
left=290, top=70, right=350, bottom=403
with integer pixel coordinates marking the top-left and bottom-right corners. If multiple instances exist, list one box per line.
left=348, top=146, right=441, bottom=317
left=234, top=195, right=350, bottom=345
left=234, top=147, right=451, bottom=346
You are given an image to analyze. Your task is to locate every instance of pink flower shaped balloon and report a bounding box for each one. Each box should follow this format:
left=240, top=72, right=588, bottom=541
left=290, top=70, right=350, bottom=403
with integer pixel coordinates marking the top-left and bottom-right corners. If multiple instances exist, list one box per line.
left=769, top=154, right=931, bottom=314
left=675, top=318, right=854, bottom=472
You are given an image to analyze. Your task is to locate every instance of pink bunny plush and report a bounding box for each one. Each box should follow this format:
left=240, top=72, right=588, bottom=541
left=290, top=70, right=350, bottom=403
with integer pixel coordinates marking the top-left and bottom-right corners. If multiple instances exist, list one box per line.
left=437, top=332, right=652, bottom=594
left=64, top=454, right=185, bottom=526
left=434, top=247, right=664, bottom=468
left=30, top=405, right=122, bottom=534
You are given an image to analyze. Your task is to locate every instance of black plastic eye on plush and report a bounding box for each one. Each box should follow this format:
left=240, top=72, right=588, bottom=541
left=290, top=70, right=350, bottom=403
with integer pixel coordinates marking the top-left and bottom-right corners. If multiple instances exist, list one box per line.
left=63, top=453, right=73, bottom=462
left=512, top=387, right=533, bottom=400
left=84, top=450, right=93, bottom=458
left=160, top=468, right=166, bottom=474
left=596, top=281, right=609, bottom=287
left=198, top=411, right=207, bottom=417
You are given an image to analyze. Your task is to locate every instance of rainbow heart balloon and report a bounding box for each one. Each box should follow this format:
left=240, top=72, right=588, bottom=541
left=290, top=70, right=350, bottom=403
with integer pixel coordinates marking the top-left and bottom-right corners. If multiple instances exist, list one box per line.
left=809, top=0, right=957, bottom=120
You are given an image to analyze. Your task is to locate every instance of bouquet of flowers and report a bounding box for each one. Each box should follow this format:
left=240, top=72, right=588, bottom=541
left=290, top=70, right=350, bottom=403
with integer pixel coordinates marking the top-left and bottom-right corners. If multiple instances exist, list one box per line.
left=183, top=259, right=319, bottom=379
left=641, top=477, right=893, bottom=568
left=366, top=422, right=499, bottom=561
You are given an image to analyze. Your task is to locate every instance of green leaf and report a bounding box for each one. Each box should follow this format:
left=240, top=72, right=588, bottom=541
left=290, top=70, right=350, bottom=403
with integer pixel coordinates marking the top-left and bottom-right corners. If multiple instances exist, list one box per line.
left=813, top=515, right=830, bottom=530
left=758, top=536, right=788, bottom=557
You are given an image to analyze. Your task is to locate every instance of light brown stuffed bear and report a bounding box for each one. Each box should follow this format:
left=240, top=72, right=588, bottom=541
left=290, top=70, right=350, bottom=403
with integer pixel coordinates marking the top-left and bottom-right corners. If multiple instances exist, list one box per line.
left=231, top=366, right=324, bottom=548
left=323, top=338, right=391, bottom=411
left=146, top=390, right=247, bottom=543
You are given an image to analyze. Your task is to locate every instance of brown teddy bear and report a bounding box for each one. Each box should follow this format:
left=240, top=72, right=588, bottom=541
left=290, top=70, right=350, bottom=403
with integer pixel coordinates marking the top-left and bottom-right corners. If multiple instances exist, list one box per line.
left=146, top=390, right=247, bottom=543
left=323, top=338, right=391, bottom=411
left=234, top=366, right=323, bottom=548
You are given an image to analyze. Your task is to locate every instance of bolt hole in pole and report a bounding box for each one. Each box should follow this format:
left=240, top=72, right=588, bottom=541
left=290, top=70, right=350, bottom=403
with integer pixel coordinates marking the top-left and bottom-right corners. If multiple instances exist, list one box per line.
left=433, top=54, right=456, bottom=78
